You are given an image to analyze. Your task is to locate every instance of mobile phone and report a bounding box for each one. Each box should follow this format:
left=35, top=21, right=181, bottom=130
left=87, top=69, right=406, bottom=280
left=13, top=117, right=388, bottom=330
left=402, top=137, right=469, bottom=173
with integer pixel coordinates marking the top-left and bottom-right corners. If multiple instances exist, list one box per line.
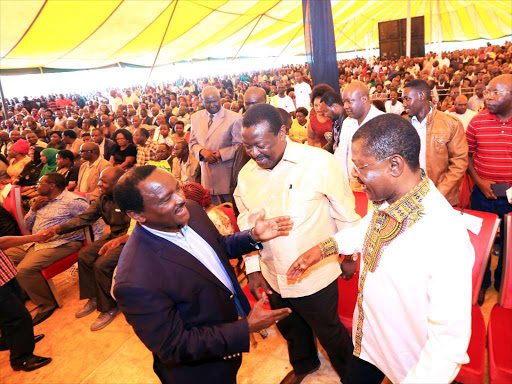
left=490, top=183, right=510, bottom=198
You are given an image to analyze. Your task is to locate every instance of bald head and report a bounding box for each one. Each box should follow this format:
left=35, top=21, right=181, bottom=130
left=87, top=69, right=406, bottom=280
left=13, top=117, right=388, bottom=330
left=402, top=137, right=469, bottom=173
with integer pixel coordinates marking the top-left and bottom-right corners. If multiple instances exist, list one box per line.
left=342, top=81, right=370, bottom=122
left=202, top=86, right=221, bottom=115
left=454, top=95, right=468, bottom=115
left=486, top=74, right=512, bottom=117
left=99, top=166, right=125, bottom=196
left=244, top=87, right=267, bottom=110
left=80, top=141, right=100, bottom=162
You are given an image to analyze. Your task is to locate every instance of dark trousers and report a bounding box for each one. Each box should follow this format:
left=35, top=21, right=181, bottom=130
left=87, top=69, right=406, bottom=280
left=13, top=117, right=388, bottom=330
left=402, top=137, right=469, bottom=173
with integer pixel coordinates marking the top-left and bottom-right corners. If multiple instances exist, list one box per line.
left=78, top=235, right=124, bottom=312
left=471, top=186, right=512, bottom=291
left=0, top=279, right=35, bottom=366
left=344, top=356, right=385, bottom=384
left=268, top=279, right=353, bottom=381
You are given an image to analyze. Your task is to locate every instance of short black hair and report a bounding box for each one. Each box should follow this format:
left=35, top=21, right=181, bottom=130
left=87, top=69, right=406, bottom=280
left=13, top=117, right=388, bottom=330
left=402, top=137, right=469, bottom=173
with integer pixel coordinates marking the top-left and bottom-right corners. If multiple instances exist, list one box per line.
left=242, top=104, right=283, bottom=135
left=352, top=114, right=420, bottom=172
left=114, top=165, right=157, bottom=213
left=310, top=84, right=334, bottom=104
left=57, top=149, right=74, bottom=162
left=403, top=79, right=431, bottom=101
left=175, top=121, right=185, bottom=127
left=276, top=108, right=292, bottom=130
left=63, top=129, right=77, bottom=139
left=49, top=130, right=62, bottom=138
left=136, top=127, right=150, bottom=138
left=43, top=172, right=67, bottom=190
left=372, top=100, right=386, bottom=113
left=295, top=107, right=309, bottom=117
left=320, top=91, right=342, bottom=107
left=113, top=129, right=133, bottom=143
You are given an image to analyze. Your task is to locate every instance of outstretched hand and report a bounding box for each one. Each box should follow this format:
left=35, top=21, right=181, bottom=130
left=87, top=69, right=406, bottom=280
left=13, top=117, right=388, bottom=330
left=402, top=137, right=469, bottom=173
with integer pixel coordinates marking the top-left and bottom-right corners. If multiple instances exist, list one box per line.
left=247, top=292, right=291, bottom=333
left=286, top=245, right=323, bottom=280
left=252, top=211, right=293, bottom=242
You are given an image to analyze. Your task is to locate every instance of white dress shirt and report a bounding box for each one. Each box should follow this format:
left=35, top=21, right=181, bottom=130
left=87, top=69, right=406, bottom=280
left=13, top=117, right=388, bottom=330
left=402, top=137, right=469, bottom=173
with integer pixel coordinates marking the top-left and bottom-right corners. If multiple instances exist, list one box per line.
left=141, top=224, right=235, bottom=295
left=235, top=139, right=360, bottom=298
left=384, top=100, right=404, bottom=115
left=270, top=95, right=296, bottom=113
left=448, top=109, right=477, bottom=131
left=334, top=105, right=384, bottom=185
left=410, top=107, right=432, bottom=171
left=332, top=181, right=473, bottom=383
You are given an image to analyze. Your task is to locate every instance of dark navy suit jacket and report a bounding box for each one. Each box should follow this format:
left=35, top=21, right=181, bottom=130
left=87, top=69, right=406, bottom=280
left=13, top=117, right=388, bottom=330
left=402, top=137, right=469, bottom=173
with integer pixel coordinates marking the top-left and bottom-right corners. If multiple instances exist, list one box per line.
left=114, top=200, right=254, bottom=384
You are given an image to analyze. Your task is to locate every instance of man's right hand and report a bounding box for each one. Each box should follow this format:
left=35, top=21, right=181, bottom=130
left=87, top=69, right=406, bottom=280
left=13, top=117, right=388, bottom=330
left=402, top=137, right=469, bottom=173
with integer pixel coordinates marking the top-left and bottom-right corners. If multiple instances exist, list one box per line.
left=248, top=272, right=272, bottom=300
left=200, top=149, right=219, bottom=164
left=477, top=179, right=497, bottom=199
left=247, top=292, right=291, bottom=333
left=32, top=196, right=50, bottom=211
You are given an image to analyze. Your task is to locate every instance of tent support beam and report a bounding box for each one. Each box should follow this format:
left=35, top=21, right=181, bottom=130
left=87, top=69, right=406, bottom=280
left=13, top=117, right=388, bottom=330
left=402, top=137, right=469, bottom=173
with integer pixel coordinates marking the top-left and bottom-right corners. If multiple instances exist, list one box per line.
left=406, top=0, right=412, bottom=57
left=302, top=0, right=339, bottom=93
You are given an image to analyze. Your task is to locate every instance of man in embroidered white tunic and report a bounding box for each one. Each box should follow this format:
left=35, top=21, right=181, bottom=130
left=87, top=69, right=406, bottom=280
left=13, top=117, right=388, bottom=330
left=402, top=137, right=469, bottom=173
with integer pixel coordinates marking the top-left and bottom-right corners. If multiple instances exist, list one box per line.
left=288, top=114, right=473, bottom=384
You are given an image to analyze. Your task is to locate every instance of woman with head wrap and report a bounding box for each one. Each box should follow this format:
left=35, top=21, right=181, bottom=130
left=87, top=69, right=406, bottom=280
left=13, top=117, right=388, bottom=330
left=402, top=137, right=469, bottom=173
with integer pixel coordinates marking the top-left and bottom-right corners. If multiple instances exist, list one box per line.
left=181, top=182, right=234, bottom=236
left=5, top=139, right=31, bottom=181
left=38, top=148, right=59, bottom=181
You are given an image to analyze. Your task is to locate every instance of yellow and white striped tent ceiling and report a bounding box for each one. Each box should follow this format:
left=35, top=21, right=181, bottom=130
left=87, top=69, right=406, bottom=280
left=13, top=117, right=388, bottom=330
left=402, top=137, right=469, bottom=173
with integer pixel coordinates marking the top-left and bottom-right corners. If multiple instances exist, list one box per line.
left=1, top=0, right=511, bottom=71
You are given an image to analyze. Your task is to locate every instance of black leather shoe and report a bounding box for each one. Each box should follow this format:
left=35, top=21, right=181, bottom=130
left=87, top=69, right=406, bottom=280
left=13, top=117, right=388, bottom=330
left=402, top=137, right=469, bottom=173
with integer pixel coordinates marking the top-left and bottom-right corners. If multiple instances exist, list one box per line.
left=32, top=308, right=56, bottom=326
left=280, top=365, right=320, bottom=384
left=11, top=355, right=52, bottom=372
left=477, top=289, right=486, bottom=306
left=0, top=334, right=44, bottom=351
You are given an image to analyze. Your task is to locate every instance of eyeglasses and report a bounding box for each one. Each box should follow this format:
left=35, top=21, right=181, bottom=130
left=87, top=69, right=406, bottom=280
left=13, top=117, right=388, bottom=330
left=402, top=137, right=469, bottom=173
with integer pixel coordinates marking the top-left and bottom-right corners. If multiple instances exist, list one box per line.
left=483, top=89, right=511, bottom=97
left=353, top=155, right=393, bottom=174
left=79, top=149, right=94, bottom=153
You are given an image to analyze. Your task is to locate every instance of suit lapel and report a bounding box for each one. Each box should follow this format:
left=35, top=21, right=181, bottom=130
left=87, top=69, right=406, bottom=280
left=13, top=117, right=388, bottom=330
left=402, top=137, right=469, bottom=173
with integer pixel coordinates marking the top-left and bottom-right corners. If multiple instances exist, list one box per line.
left=187, top=212, right=240, bottom=291
left=205, top=108, right=225, bottom=142
left=138, top=223, right=232, bottom=294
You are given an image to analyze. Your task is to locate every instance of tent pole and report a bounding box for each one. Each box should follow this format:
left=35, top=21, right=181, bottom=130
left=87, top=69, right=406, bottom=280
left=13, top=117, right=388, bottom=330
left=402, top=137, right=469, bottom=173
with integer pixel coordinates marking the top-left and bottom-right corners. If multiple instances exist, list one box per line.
left=429, top=0, right=433, bottom=51
left=437, top=0, right=442, bottom=54
left=406, top=0, right=411, bottom=57
left=0, top=77, right=8, bottom=120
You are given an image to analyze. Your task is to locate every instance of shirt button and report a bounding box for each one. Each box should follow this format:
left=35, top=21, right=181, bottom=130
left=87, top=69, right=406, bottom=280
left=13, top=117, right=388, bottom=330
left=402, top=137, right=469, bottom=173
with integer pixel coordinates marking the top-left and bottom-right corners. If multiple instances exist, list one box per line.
left=230, top=294, right=234, bottom=299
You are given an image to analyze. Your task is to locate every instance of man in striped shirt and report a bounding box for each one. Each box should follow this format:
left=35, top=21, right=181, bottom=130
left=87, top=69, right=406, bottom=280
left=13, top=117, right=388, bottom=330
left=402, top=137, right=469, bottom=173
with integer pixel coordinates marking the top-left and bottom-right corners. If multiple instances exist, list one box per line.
left=466, top=74, right=512, bottom=305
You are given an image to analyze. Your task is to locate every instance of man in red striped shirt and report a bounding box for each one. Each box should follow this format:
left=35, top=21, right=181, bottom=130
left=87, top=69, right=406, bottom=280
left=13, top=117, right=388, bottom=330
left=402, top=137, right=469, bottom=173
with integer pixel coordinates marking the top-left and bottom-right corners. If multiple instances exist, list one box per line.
left=466, top=74, right=512, bottom=305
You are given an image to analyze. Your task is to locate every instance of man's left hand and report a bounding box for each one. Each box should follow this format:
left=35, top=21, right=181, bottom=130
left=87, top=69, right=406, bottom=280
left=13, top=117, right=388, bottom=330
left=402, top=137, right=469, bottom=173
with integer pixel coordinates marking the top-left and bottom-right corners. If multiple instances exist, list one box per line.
left=252, top=210, right=293, bottom=242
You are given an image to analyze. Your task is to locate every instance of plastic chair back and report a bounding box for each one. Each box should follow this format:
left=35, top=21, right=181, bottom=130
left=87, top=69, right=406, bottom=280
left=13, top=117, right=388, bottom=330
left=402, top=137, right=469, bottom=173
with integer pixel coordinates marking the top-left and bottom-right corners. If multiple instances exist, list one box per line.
left=499, top=213, right=512, bottom=308
left=2, top=185, right=30, bottom=235
left=456, top=208, right=500, bottom=306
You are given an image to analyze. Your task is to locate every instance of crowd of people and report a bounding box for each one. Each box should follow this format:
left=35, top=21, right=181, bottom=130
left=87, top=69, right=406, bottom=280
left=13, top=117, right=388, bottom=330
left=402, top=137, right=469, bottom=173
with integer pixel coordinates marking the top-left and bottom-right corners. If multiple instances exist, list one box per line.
left=0, top=40, right=511, bottom=383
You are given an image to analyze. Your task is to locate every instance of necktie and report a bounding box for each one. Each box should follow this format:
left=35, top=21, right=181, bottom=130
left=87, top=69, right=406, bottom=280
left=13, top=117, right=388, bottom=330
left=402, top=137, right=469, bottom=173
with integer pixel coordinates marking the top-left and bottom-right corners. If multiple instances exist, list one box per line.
left=208, top=114, right=214, bottom=129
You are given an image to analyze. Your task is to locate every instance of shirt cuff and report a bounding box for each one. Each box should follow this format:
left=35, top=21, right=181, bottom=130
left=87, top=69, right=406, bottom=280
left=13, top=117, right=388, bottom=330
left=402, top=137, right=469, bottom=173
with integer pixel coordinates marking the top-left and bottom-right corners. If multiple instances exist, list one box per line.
left=244, top=254, right=261, bottom=274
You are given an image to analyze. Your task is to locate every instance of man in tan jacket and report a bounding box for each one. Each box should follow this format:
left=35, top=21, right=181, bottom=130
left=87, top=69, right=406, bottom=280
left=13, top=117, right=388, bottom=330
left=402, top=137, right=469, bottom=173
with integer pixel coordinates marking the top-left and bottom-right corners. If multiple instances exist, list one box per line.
left=76, top=142, right=112, bottom=199
left=403, top=79, right=468, bottom=205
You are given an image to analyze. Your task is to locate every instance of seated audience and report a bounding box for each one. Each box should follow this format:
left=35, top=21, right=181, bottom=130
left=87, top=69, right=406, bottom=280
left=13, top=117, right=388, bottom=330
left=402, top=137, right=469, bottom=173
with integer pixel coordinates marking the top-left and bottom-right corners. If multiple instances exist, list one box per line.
left=45, top=167, right=130, bottom=332
left=56, top=149, right=79, bottom=191
left=5, top=173, right=90, bottom=325
left=133, top=128, right=158, bottom=167
left=171, top=140, right=200, bottom=184
left=76, top=142, right=112, bottom=199
left=110, top=129, right=137, bottom=170
left=62, top=129, right=83, bottom=156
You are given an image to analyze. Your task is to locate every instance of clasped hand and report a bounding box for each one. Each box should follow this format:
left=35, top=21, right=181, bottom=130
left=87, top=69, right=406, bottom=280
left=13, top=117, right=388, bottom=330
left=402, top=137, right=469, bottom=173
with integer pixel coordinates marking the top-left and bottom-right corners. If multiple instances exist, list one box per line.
left=200, top=149, right=221, bottom=164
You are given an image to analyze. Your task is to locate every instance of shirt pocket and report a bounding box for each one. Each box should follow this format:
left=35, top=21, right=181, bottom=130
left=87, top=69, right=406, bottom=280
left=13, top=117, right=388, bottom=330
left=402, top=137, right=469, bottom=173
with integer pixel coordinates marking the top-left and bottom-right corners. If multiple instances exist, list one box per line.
left=287, top=189, right=322, bottom=226
left=433, top=133, right=450, bottom=154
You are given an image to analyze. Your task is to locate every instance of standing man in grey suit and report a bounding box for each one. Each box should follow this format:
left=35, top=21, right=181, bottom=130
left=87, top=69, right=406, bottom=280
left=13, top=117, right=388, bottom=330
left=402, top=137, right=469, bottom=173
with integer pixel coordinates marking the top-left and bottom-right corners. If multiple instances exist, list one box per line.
left=189, top=86, right=242, bottom=204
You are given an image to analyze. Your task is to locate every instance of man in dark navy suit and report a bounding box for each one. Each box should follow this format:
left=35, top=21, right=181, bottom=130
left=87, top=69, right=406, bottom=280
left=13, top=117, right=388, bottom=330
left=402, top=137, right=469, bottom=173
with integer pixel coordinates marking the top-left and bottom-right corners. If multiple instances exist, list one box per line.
left=113, top=166, right=292, bottom=384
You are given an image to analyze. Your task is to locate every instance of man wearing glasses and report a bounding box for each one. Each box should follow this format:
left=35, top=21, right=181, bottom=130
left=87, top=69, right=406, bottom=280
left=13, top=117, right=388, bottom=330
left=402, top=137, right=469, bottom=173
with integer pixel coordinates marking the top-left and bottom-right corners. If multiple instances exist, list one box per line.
left=403, top=79, right=468, bottom=206
left=5, top=173, right=90, bottom=325
left=76, top=142, right=112, bottom=199
left=466, top=74, right=512, bottom=305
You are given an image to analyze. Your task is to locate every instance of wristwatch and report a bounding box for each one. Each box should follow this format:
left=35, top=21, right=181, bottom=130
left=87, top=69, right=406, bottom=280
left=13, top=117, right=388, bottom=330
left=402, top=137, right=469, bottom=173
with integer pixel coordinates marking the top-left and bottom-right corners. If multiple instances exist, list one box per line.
left=248, top=228, right=263, bottom=250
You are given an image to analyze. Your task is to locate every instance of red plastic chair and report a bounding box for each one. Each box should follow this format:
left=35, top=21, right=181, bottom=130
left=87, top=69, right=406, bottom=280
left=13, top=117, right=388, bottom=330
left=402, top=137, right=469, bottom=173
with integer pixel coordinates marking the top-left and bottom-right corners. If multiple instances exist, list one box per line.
left=242, top=284, right=270, bottom=310
left=217, top=203, right=240, bottom=232
left=2, top=185, right=30, bottom=235
left=488, top=213, right=512, bottom=384
left=455, top=208, right=500, bottom=383
left=337, top=192, right=367, bottom=335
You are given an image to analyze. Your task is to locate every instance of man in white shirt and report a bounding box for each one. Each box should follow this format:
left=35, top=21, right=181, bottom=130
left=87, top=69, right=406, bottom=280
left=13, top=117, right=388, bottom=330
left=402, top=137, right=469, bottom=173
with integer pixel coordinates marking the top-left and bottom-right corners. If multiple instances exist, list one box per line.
left=293, top=71, right=312, bottom=110
left=288, top=114, right=473, bottom=384
left=467, top=82, right=485, bottom=112
left=448, top=95, right=477, bottom=131
left=334, top=81, right=384, bottom=190
left=235, top=104, right=360, bottom=384
left=123, top=90, right=139, bottom=107
left=270, top=81, right=296, bottom=113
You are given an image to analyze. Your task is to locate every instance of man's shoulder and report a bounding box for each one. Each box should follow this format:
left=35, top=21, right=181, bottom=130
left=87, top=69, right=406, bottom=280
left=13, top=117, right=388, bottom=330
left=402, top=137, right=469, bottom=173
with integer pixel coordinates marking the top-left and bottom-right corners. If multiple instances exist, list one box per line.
left=433, top=109, right=462, bottom=127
